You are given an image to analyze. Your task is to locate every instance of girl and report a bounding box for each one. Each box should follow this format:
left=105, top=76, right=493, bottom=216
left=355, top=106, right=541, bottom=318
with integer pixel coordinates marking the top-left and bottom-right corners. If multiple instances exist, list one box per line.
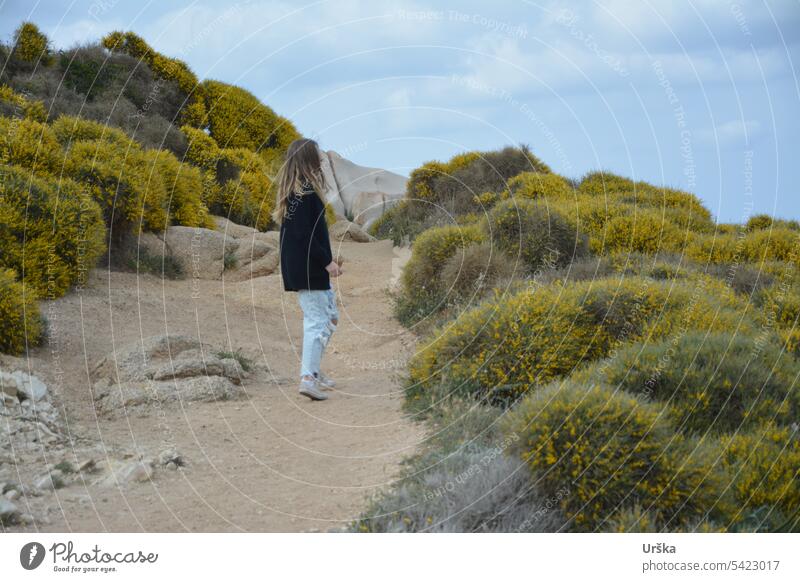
left=274, top=138, right=342, bottom=401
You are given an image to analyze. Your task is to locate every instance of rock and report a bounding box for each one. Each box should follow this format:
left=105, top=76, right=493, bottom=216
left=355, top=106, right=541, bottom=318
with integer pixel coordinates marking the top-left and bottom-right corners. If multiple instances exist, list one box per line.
left=91, top=335, right=249, bottom=415
left=117, top=461, right=153, bottom=484
left=12, top=373, right=46, bottom=403
left=157, top=449, right=184, bottom=467
left=253, top=231, right=280, bottom=247
left=95, top=376, right=245, bottom=414
left=166, top=461, right=178, bottom=471
left=213, top=216, right=258, bottom=239
left=163, top=226, right=235, bottom=280
left=329, top=220, right=376, bottom=243
left=151, top=350, right=244, bottom=385
left=4, top=489, right=20, bottom=501
left=232, top=237, right=274, bottom=267
left=34, top=470, right=65, bottom=492
left=0, top=498, right=19, bottom=524
left=225, top=251, right=280, bottom=281
left=91, top=335, right=204, bottom=384
left=18, top=513, right=34, bottom=525
left=78, top=459, right=97, bottom=474
left=350, top=190, right=403, bottom=228
left=319, top=151, right=346, bottom=217
left=322, top=151, right=407, bottom=229
left=0, top=371, right=17, bottom=399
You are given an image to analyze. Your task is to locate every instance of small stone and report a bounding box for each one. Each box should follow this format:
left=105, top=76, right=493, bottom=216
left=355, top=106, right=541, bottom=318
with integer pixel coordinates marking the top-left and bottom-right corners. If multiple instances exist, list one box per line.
left=34, top=469, right=65, bottom=491
left=0, top=498, right=19, bottom=523
left=18, top=513, right=35, bottom=525
left=5, top=489, right=21, bottom=501
left=117, top=460, right=154, bottom=484
left=78, top=459, right=97, bottom=473
left=166, top=461, right=178, bottom=471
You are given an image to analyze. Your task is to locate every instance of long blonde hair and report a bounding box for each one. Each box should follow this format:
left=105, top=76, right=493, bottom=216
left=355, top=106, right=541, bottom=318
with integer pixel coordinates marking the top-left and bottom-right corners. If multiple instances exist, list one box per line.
left=273, top=138, right=327, bottom=223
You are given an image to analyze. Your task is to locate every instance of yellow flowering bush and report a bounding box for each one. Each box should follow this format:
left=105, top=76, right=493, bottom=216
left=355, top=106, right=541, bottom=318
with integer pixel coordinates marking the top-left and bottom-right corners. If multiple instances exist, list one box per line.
left=507, top=171, right=573, bottom=201
left=0, top=85, right=46, bottom=121
left=101, top=31, right=207, bottom=127
left=51, top=115, right=131, bottom=147
left=0, top=164, right=105, bottom=297
left=483, top=198, right=589, bottom=273
left=181, top=125, right=220, bottom=172
left=408, top=276, right=752, bottom=403
left=504, top=381, right=727, bottom=530
left=573, top=332, right=799, bottom=434
left=201, top=80, right=300, bottom=158
left=0, top=116, right=63, bottom=175
left=12, top=22, right=51, bottom=64
left=215, top=147, right=276, bottom=230
left=63, top=139, right=169, bottom=234
left=401, top=223, right=486, bottom=296
left=717, top=424, right=800, bottom=530
left=602, top=211, right=686, bottom=255
left=143, top=149, right=214, bottom=229
left=0, top=269, right=43, bottom=355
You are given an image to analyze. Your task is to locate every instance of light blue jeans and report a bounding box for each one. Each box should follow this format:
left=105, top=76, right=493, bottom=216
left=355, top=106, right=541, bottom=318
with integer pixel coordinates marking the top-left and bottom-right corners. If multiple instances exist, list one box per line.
left=298, top=288, right=339, bottom=378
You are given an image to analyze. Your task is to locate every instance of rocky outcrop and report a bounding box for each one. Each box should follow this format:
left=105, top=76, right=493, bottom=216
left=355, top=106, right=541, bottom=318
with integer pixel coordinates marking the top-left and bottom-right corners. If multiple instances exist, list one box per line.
left=329, top=220, right=376, bottom=243
left=122, top=220, right=280, bottom=281
left=321, top=150, right=406, bottom=229
left=91, top=335, right=248, bottom=415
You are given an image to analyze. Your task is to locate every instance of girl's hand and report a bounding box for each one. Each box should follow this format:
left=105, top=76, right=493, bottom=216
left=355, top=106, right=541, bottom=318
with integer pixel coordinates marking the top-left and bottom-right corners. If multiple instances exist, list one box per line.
left=326, top=261, right=343, bottom=277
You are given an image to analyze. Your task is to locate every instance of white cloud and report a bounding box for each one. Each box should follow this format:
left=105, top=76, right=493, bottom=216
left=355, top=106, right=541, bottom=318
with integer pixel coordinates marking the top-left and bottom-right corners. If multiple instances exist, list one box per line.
left=696, top=119, right=762, bottom=146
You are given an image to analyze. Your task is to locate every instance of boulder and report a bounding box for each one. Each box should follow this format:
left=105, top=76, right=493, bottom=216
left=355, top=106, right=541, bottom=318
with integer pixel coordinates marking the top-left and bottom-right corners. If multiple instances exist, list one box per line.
left=95, top=376, right=244, bottom=413
left=350, top=190, right=403, bottom=228
left=163, top=226, right=236, bottom=280
left=329, top=220, right=376, bottom=243
left=232, top=236, right=274, bottom=268
left=323, top=151, right=407, bottom=229
left=225, top=251, right=280, bottom=282
left=0, top=370, right=47, bottom=401
left=91, top=335, right=204, bottom=385
left=213, top=216, right=258, bottom=239
left=0, top=498, right=18, bottom=524
left=91, top=335, right=249, bottom=415
left=319, top=152, right=346, bottom=217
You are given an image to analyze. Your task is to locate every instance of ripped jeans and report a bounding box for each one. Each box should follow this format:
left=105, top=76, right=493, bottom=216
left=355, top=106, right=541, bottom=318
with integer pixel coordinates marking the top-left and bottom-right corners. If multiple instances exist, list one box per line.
left=298, top=288, right=339, bottom=378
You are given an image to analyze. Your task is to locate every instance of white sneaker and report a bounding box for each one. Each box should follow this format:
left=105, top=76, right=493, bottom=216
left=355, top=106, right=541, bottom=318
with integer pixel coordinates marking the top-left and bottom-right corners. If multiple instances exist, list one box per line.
left=299, top=378, right=328, bottom=401
left=316, top=372, right=336, bottom=390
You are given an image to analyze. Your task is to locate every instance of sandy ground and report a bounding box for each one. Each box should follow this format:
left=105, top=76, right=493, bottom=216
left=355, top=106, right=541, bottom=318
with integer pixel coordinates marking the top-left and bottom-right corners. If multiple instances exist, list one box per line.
left=4, top=239, right=422, bottom=532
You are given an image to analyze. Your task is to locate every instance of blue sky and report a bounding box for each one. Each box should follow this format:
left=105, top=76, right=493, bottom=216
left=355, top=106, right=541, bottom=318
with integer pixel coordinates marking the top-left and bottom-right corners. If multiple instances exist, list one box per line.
left=2, top=0, right=798, bottom=221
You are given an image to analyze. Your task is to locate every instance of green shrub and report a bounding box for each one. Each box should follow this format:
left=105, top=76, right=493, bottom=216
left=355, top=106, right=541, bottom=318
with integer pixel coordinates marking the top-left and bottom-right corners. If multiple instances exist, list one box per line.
left=483, top=198, right=589, bottom=274
left=504, top=381, right=726, bottom=530
left=0, top=268, right=43, bottom=355
left=402, top=224, right=485, bottom=296
left=573, top=332, right=800, bottom=434
left=718, top=424, right=800, bottom=531
left=747, top=214, right=800, bottom=232
left=440, top=242, right=516, bottom=304
left=409, top=276, right=753, bottom=404
left=0, top=164, right=106, bottom=297
left=374, top=146, right=550, bottom=242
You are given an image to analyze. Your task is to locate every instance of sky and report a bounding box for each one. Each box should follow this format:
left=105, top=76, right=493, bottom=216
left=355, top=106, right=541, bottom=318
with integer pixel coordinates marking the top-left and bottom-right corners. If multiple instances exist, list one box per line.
left=1, top=0, right=798, bottom=222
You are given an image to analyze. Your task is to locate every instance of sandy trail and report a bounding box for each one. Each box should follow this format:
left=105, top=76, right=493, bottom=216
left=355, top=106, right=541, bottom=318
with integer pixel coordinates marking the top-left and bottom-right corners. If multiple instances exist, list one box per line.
left=6, top=239, right=422, bottom=532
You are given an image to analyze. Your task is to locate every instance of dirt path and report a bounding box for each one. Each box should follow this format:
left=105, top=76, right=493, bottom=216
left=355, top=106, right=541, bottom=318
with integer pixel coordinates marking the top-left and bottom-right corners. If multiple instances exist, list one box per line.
left=5, top=239, right=422, bottom=532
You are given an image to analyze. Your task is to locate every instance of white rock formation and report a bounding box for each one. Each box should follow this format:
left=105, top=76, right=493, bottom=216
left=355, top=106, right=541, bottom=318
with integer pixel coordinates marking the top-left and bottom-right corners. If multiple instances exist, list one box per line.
left=320, top=150, right=407, bottom=229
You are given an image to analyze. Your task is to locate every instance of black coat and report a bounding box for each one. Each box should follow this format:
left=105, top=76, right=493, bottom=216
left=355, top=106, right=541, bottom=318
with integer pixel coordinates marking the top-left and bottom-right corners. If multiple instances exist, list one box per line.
left=279, top=187, right=333, bottom=291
